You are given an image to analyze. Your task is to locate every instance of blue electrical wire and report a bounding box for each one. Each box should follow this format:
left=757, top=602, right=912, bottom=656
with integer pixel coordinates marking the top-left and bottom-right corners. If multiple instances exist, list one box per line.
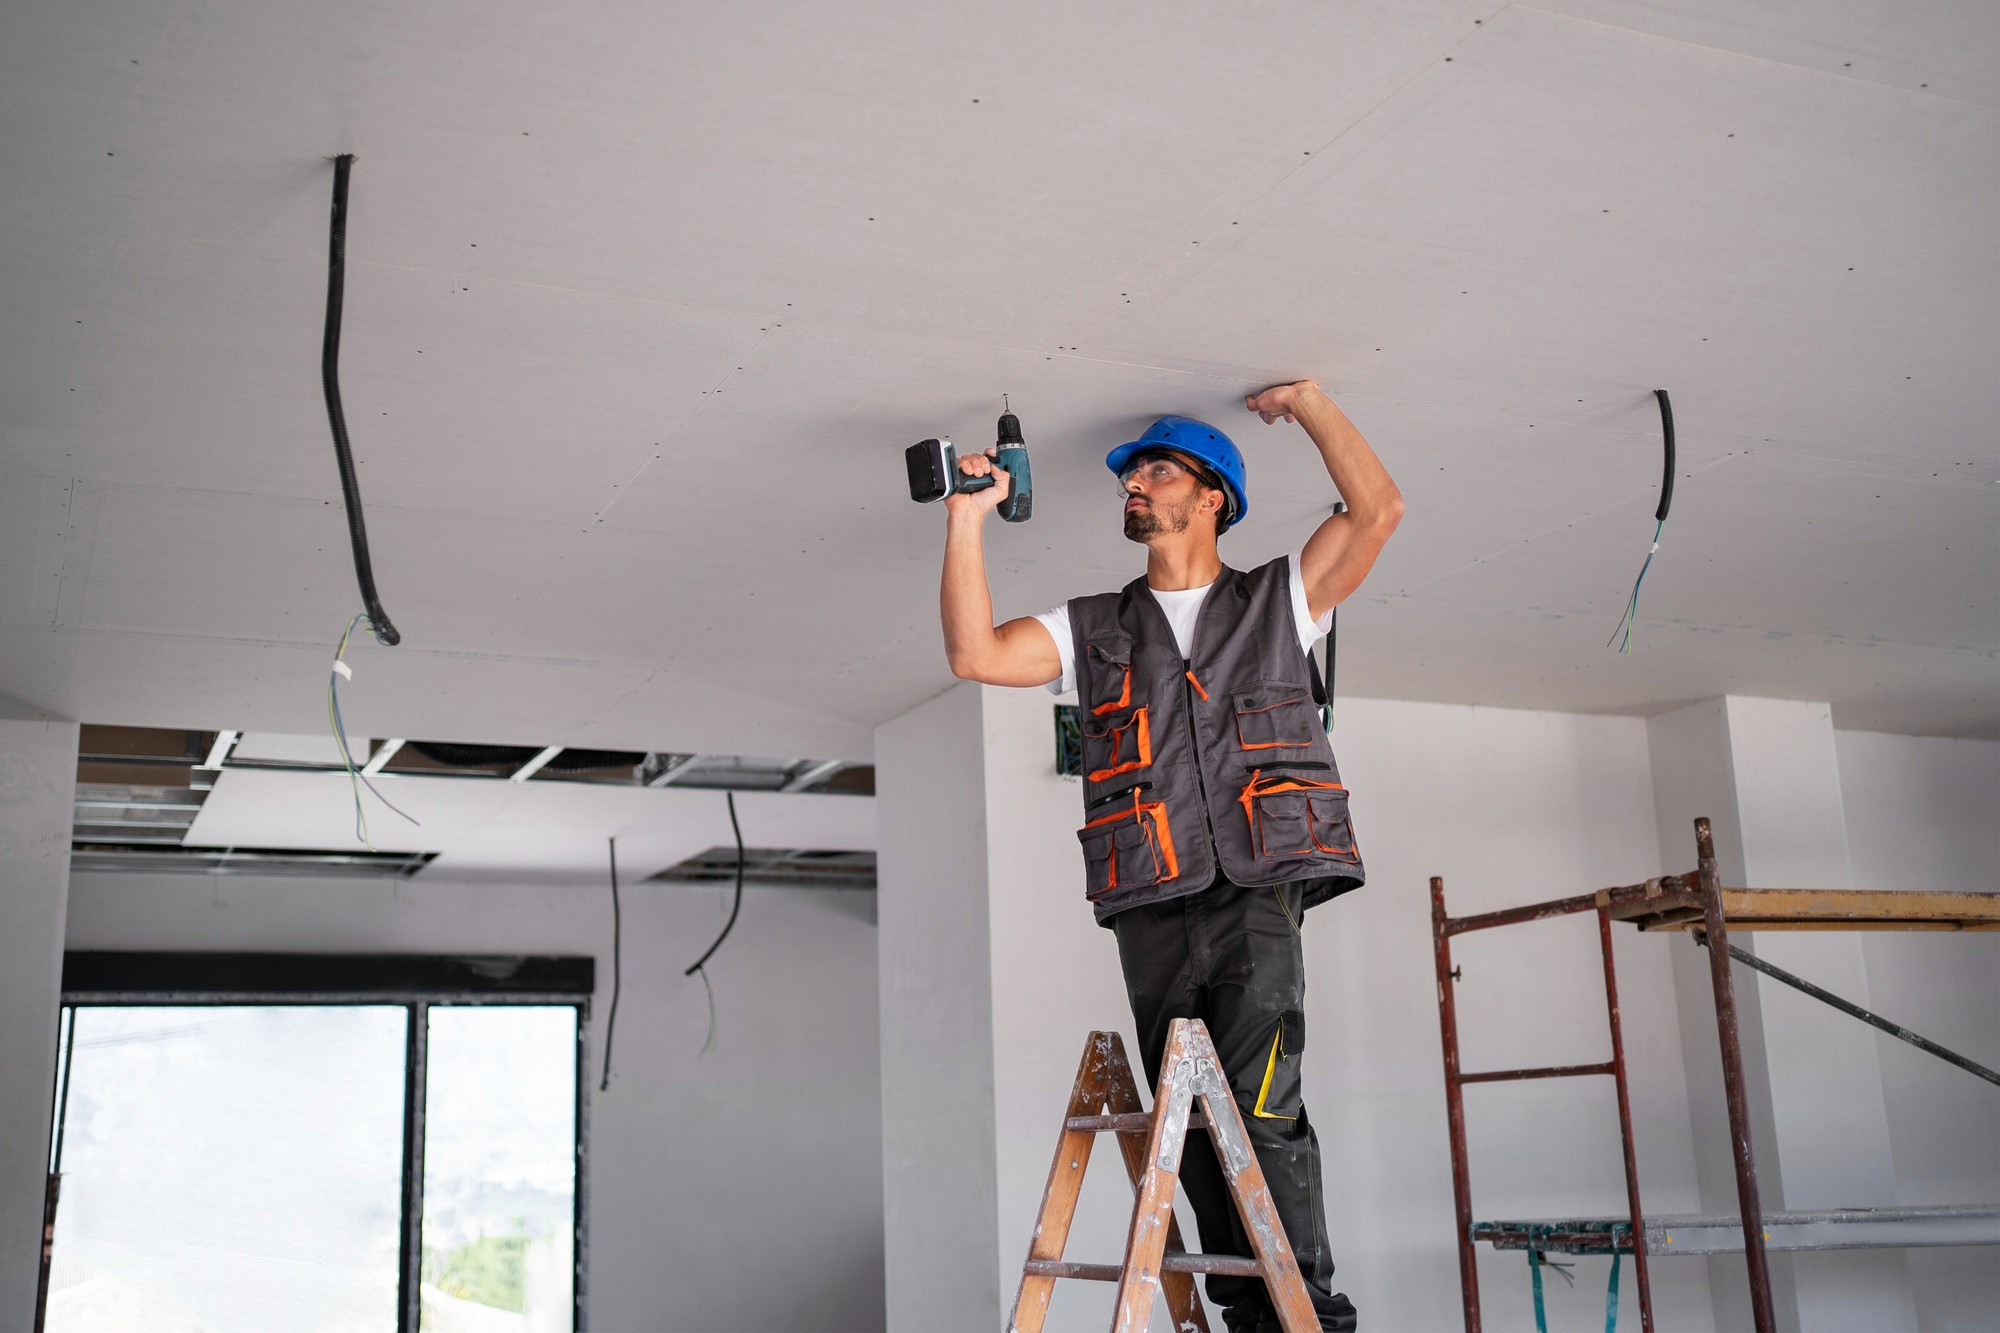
left=1606, top=519, right=1662, bottom=654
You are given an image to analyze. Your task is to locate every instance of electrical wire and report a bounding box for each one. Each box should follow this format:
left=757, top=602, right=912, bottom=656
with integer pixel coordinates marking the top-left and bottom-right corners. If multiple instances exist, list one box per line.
left=329, top=613, right=419, bottom=847
left=322, top=153, right=401, bottom=647
left=1607, top=390, right=1676, bottom=653
left=684, top=791, right=746, bottom=1056
left=683, top=792, right=746, bottom=977
left=695, top=965, right=717, bottom=1058
left=599, top=836, right=623, bottom=1092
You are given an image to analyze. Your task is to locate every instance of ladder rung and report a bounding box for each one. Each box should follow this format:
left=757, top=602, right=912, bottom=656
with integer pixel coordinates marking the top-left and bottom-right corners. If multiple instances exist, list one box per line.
left=1064, top=1110, right=1209, bottom=1133
left=1458, top=1061, right=1616, bottom=1085
left=1022, top=1252, right=1264, bottom=1282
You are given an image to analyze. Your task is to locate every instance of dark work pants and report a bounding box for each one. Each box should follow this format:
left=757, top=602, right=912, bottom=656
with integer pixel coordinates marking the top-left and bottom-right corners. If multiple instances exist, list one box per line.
left=1111, top=874, right=1359, bottom=1333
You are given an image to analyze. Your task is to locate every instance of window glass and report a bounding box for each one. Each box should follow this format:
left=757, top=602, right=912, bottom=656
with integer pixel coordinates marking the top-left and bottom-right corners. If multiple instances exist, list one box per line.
left=420, top=1006, right=577, bottom=1332
left=44, top=1005, right=406, bottom=1333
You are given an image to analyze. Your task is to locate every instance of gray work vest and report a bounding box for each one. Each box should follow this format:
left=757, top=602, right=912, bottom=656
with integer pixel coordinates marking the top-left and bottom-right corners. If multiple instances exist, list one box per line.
left=1069, top=557, right=1365, bottom=924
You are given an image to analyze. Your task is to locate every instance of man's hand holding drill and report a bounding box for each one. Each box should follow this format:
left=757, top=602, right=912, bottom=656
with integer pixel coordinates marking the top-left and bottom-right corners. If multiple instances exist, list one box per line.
left=944, top=446, right=1012, bottom=520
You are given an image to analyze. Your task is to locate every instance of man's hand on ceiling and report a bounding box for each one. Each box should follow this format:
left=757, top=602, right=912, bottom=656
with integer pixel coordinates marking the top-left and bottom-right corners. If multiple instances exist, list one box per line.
left=1244, top=380, right=1321, bottom=425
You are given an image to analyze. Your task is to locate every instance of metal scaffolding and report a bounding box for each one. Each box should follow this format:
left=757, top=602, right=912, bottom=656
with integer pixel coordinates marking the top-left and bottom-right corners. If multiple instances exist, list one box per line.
left=1430, top=816, right=2000, bottom=1333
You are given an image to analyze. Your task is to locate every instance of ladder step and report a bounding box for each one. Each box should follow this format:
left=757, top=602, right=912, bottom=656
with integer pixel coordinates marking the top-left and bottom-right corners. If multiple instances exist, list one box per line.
left=1458, top=1060, right=1616, bottom=1085
left=1022, top=1253, right=1263, bottom=1282
left=1064, top=1110, right=1209, bottom=1133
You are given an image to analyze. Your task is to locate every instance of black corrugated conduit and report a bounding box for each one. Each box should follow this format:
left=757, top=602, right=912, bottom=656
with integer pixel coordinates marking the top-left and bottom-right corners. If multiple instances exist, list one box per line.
left=322, top=153, right=401, bottom=646
left=1651, top=388, right=1676, bottom=523
left=1607, top=389, right=1676, bottom=653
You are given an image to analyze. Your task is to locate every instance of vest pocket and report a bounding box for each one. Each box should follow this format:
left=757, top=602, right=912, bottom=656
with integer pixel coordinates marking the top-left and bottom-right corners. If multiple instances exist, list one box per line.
left=1083, top=707, right=1150, bottom=783
left=1083, top=635, right=1135, bottom=716
left=1233, top=681, right=1319, bottom=750
left=1308, top=786, right=1359, bottom=861
left=1239, top=772, right=1360, bottom=863
left=1077, top=797, right=1178, bottom=900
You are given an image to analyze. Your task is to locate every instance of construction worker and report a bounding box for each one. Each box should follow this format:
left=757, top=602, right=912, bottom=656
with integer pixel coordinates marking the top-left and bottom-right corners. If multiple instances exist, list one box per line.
left=939, top=379, right=1402, bottom=1332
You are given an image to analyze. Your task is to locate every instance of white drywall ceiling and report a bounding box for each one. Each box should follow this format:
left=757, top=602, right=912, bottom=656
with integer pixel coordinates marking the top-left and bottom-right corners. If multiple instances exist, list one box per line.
left=3, top=0, right=1995, bottom=756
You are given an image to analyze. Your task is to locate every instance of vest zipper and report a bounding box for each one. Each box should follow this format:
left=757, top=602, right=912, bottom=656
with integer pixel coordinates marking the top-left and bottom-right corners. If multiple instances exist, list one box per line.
left=1183, top=657, right=1221, bottom=867
left=1085, top=780, right=1153, bottom=813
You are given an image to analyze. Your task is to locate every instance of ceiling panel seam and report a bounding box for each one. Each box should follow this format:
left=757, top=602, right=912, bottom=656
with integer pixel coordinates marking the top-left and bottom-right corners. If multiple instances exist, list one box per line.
left=587, top=327, right=771, bottom=530
left=1515, top=4, right=1996, bottom=108
left=52, top=475, right=99, bottom=631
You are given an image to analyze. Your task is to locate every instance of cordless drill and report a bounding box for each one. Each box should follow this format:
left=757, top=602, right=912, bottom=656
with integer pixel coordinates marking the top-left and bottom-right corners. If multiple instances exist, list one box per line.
left=905, top=403, right=1033, bottom=522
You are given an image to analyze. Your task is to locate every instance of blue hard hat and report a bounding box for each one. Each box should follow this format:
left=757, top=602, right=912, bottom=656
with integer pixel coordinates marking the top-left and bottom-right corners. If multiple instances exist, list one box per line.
left=1106, top=416, right=1248, bottom=531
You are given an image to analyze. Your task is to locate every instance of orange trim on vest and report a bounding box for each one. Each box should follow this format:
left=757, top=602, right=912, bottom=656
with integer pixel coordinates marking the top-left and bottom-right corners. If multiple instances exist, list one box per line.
left=1086, top=708, right=1151, bottom=784
left=1092, top=665, right=1131, bottom=716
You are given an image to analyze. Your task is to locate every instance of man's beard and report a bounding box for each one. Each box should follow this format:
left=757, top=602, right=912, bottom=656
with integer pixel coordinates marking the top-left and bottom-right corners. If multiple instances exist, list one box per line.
left=1123, top=494, right=1198, bottom=543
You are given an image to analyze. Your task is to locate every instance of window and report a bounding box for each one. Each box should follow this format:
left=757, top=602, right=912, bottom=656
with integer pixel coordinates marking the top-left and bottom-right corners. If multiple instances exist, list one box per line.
left=40, top=954, right=589, bottom=1333
left=421, top=1006, right=578, bottom=1330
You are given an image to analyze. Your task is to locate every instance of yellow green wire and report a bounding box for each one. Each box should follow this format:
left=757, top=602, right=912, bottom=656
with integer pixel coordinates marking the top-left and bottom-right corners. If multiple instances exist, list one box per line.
left=1607, top=520, right=1664, bottom=654
left=330, top=614, right=372, bottom=849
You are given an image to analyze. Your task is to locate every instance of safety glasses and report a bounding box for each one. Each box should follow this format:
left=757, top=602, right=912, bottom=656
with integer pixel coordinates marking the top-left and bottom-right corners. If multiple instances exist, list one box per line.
left=1117, top=454, right=1217, bottom=496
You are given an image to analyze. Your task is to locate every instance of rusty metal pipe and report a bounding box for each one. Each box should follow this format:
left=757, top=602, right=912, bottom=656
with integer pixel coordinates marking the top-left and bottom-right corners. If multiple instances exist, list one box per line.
left=1597, top=905, right=1655, bottom=1333
left=1695, top=817, right=1776, bottom=1332
left=1443, top=890, right=1604, bottom=936
left=1701, top=934, right=2000, bottom=1087
left=1432, top=876, right=1482, bottom=1332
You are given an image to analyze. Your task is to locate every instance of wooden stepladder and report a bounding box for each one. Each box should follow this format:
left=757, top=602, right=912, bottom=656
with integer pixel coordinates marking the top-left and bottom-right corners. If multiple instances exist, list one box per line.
left=1008, top=1019, right=1320, bottom=1333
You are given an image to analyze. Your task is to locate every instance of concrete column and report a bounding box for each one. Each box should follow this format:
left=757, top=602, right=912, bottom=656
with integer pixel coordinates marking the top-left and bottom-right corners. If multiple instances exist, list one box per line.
left=0, top=712, right=78, bottom=1327
left=1648, top=697, right=1915, bottom=1333
left=875, top=681, right=1002, bottom=1330
left=875, top=683, right=1138, bottom=1332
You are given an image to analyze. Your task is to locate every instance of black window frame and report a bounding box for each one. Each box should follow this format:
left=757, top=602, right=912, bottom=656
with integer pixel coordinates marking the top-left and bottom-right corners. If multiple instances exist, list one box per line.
left=45, top=952, right=594, bottom=1333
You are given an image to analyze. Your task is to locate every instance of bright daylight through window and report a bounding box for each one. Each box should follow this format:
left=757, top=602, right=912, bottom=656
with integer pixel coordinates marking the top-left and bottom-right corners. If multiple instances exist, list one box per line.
left=421, top=1006, right=579, bottom=1331
left=42, top=1002, right=579, bottom=1333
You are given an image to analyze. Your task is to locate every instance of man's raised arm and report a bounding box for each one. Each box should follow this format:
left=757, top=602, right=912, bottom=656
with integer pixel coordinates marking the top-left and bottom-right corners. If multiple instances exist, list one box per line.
left=1246, top=380, right=1405, bottom=620
left=940, top=449, right=1063, bottom=686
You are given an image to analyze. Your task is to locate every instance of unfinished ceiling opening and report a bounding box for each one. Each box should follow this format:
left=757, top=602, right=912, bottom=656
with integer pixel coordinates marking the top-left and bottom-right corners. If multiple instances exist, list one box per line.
left=67, top=725, right=877, bottom=880
left=647, top=847, right=877, bottom=892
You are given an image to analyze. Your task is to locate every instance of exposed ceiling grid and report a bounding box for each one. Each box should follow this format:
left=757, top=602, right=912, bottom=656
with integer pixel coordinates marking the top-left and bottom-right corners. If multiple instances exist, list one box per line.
left=2, top=0, right=1994, bottom=758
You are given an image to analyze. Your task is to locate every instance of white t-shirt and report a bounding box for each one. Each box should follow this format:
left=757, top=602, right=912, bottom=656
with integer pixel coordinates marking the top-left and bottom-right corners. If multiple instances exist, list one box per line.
left=1033, top=552, right=1333, bottom=696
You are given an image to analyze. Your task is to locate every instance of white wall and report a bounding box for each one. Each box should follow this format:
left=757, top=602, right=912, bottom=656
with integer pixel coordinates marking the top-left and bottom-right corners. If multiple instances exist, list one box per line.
left=1836, top=730, right=2000, bottom=1333
left=0, top=714, right=78, bottom=1329
left=939, top=693, right=2000, bottom=1333
left=62, top=866, right=886, bottom=1333
left=1312, top=698, right=1712, bottom=1333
